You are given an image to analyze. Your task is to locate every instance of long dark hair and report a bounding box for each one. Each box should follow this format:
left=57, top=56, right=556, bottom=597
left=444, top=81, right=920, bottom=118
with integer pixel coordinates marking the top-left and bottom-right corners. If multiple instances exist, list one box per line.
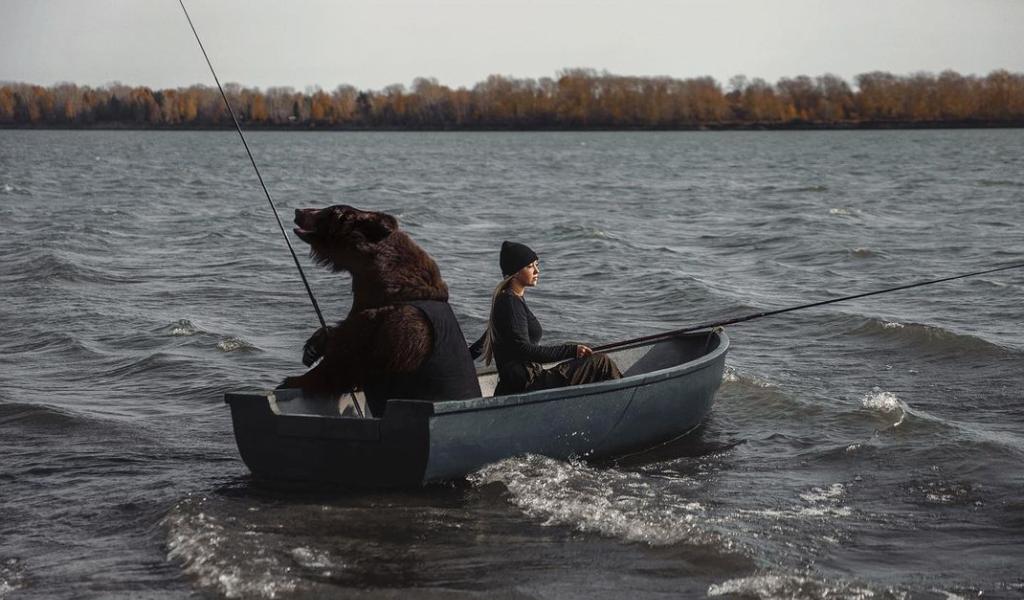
left=480, top=274, right=515, bottom=365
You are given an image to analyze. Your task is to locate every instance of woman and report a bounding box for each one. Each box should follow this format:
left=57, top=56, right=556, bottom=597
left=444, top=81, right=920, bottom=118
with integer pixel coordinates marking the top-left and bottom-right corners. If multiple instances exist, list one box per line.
left=470, top=241, right=621, bottom=396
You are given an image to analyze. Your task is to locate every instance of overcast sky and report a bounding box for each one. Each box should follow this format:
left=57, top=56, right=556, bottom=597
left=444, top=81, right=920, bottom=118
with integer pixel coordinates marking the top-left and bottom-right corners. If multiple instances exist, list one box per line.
left=2, top=0, right=1021, bottom=91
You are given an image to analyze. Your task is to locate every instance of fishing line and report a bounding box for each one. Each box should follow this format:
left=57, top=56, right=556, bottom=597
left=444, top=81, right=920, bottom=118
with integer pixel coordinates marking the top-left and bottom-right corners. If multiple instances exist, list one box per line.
left=177, top=0, right=327, bottom=331
left=594, top=261, right=1024, bottom=353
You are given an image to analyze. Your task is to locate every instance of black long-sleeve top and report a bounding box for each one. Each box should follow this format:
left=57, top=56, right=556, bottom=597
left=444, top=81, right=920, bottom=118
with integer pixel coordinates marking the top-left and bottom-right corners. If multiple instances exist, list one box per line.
left=470, top=289, right=576, bottom=372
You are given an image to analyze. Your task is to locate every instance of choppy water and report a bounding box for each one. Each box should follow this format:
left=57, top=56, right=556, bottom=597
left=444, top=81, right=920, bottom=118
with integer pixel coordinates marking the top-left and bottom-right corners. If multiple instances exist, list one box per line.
left=1, top=129, right=1023, bottom=599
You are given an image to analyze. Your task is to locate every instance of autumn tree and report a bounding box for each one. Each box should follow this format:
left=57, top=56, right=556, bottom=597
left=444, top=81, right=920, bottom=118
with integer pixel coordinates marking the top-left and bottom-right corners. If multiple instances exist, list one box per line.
left=3, top=70, right=1024, bottom=129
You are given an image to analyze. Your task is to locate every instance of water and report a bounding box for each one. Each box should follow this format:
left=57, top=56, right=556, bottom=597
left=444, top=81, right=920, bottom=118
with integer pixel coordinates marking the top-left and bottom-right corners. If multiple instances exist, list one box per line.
left=1, top=129, right=1023, bottom=599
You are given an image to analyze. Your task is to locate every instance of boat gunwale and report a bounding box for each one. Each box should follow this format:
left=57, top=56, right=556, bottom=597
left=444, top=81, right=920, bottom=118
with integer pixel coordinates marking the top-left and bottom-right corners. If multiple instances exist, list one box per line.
left=415, top=329, right=730, bottom=415
left=226, top=330, right=729, bottom=421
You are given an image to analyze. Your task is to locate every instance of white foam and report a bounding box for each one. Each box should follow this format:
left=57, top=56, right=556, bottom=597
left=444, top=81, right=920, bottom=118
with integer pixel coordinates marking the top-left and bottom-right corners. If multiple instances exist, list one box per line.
left=828, top=207, right=857, bottom=217
left=722, top=366, right=775, bottom=388
left=882, top=320, right=905, bottom=329
left=469, top=456, right=724, bottom=548
left=850, top=247, right=878, bottom=258
left=737, top=482, right=851, bottom=521
left=290, top=547, right=336, bottom=570
left=0, top=559, right=22, bottom=600
left=799, top=483, right=844, bottom=504
left=163, top=499, right=298, bottom=599
left=170, top=319, right=200, bottom=337
left=708, top=572, right=887, bottom=599
left=735, top=480, right=854, bottom=524
left=862, top=389, right=908, bottom=430
left=862, top=390, right=903, bottom=413
left=217, top=337, right=252, bottom=352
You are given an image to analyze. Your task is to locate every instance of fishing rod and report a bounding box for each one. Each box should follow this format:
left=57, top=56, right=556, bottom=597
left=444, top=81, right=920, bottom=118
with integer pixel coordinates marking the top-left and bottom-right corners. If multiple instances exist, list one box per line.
left=177, top=0, right=327, bottom=332
left=593, top=261, right=1024, bottom=353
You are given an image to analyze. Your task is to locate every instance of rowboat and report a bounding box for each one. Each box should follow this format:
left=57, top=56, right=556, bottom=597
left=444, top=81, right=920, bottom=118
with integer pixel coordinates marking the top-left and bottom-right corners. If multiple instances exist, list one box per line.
left=224, top=329, right=729, bottom=487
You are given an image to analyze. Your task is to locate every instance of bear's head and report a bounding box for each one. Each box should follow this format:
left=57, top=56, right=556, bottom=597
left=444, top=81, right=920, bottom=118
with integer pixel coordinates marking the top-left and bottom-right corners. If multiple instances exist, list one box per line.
left=294, top=204, right=448, bottom=305
left=293, top=205, right=398, bottom=272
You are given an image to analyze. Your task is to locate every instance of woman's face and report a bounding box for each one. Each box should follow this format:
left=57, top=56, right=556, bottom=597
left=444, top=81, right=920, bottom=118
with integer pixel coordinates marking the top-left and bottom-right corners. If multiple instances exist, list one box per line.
left=514, top=260, right=540, bottom=288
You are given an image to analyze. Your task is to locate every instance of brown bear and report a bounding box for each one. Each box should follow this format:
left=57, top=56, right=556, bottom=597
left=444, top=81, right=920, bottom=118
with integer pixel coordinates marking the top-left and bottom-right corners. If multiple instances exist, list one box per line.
left=279, top=205, right=482, bottom=416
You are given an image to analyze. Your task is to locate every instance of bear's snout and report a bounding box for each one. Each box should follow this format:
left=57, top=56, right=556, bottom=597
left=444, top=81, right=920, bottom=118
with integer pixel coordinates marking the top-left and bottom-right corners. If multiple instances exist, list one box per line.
left=293, top=208, right=321, bottom=242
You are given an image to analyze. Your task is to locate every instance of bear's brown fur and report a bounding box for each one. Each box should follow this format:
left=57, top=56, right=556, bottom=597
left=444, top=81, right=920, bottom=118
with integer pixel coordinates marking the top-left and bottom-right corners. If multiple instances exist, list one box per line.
left=278, top=205, right=450, bottom=415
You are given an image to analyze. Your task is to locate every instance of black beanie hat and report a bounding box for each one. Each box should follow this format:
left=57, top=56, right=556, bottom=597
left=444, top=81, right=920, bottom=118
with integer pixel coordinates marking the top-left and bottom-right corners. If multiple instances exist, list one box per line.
left=500, top=241, right=538, bottom=276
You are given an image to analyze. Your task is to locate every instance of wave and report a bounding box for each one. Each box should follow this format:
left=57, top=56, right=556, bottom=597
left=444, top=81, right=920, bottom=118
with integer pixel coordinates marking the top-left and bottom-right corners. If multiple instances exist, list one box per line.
left=849, top=318, right=1013, bottom=358
left=0, top=402, right=88, bottom=431
left=83, top=352, right=213, bottom=390
left=468, top=455, right=731, bottom=550
left=548, top=224, right=640, bottom=252
left=0, top=557, right=25, bottom=599
left=722, top=366, right=778, bottom=390
left=0, top=252, right=136, bottom=286
left=828, top=207, right=860, bottom=217
left=551, top=224, right=613, bottom=240
left=847, top=247, right=882, bottom=259
left=977, top=179, right=1024, bottom=188
left=166, top=319, right=203, bottom=337
left=861, top=389, right=907, bottom=429
left=161, top=319, right=259, bottom=353
left=708, top=570, right=906, bottom=600
left=0, top=182, right=31, bottom=196
left=0, top=330, right=104, bottom=360
left=216, top=337, right=256, bottom=353
left=730, top=481, right=853, bottom=524
left=163, top=498, right=299, bottom=599
left=780, top=185, right=829, bottom=194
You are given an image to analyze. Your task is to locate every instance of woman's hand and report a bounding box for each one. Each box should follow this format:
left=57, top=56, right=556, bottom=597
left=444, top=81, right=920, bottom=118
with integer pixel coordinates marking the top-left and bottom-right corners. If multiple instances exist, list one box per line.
left=576, top=344, right=593, bottom=358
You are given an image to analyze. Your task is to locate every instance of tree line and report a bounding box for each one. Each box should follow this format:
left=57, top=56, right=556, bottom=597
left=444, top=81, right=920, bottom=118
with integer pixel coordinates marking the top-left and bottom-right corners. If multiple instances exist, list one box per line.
left=2, top=69, right=1023, bottom=130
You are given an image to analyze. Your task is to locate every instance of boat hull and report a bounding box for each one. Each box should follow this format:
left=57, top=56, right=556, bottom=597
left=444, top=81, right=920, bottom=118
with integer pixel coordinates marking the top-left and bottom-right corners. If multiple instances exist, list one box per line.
left=225, top=330, right=728, bottom=487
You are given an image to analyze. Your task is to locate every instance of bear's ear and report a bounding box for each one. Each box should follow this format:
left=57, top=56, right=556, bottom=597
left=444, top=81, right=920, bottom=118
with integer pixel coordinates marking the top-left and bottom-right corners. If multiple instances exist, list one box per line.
left=355, top=212, right=397, bottom=243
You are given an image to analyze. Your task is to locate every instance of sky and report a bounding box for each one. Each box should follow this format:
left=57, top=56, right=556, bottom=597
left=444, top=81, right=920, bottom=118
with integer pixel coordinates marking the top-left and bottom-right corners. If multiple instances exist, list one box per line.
left=2, top=0, right=1022, bottom=92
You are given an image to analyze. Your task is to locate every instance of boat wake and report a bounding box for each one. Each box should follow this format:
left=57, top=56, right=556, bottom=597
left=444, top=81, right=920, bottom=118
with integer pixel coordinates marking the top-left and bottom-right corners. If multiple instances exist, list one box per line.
left=707, top=570, right=906, bottom=600
left=163, top=496, right=300, bottom=599
left=468, top=455, right=732, bottom=550
left=470, top=455, right=946, bottom=598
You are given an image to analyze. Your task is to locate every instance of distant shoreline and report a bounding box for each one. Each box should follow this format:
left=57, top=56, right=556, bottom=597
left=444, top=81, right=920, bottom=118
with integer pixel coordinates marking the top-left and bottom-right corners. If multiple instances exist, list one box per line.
left=5, top=69, right=1023, bottom=131
left=4, top=120, right=1023, bottom=131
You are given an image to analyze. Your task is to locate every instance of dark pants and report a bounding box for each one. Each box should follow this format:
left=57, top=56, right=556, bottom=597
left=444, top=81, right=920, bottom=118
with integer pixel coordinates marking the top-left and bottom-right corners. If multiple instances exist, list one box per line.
left=495, top=353, right=622, bottom=396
